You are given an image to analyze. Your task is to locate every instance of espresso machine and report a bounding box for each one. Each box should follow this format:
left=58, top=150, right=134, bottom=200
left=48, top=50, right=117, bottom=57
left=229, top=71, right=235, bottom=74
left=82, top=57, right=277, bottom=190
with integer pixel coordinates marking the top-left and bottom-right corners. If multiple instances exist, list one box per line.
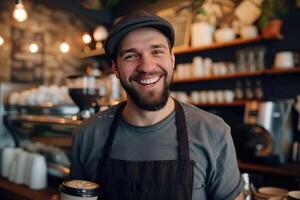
left=235, top=100, right=294, bottom=164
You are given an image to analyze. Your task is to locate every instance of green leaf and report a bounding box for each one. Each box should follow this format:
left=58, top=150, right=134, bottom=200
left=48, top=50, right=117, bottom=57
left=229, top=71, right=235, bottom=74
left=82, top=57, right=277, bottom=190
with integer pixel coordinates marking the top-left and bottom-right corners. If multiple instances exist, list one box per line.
left=258, top=15, right=269, bottom=28
left=104, top=0, right=120, bottom=7
left=196, top=7, right=207, bottom=16
left=144, top=0, right=158, bottom=3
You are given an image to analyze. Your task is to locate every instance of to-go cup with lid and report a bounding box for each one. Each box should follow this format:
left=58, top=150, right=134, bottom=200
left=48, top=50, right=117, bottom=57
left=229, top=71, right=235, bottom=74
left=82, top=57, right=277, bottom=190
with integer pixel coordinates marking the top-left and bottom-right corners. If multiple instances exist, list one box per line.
left=59, top=180, right=99, bottom=200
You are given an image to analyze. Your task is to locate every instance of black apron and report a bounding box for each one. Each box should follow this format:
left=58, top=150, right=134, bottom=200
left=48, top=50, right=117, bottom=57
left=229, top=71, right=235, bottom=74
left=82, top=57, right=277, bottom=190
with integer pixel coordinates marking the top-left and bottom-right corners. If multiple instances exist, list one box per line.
left=96, top=100, right=194, bottom=200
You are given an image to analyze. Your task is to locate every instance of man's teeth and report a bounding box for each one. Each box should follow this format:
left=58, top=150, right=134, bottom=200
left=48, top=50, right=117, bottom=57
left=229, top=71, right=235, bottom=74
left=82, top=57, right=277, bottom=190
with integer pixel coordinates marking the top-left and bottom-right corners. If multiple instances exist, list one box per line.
left=139, top=76, right=160, bottom=85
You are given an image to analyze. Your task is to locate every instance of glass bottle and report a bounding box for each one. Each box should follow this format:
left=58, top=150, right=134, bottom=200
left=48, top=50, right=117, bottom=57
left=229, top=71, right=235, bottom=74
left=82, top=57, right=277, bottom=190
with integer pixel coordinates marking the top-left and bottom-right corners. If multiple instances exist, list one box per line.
left=242, top=173, right=252, bottom=200
left=245, top=80, right=254, bottom=100
left=254, top=79, right=264, bottom=100
left=234, top=81, right=244, bottom=100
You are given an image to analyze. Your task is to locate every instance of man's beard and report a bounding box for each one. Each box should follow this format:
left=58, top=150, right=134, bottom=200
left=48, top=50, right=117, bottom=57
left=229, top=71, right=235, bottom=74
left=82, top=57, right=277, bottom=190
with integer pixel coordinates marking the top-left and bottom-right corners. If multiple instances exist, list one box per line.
left=119, top=74, right=172, bottom=111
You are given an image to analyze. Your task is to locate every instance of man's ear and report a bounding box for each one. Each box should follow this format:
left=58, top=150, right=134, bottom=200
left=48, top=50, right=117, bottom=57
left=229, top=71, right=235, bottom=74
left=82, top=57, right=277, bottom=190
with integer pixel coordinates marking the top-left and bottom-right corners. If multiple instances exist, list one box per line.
left=112, top=61, right=120, bottom=79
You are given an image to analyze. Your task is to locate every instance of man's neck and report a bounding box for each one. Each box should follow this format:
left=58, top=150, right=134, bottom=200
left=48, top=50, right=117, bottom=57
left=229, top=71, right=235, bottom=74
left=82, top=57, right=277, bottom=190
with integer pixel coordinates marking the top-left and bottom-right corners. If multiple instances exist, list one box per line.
left=122, top=97, right=175, bottom=126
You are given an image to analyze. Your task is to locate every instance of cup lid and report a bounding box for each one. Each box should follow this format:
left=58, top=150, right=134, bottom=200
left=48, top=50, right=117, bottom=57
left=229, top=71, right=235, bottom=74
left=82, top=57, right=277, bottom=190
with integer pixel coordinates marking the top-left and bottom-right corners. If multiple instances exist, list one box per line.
left=59, top=180, right=99, bottom=197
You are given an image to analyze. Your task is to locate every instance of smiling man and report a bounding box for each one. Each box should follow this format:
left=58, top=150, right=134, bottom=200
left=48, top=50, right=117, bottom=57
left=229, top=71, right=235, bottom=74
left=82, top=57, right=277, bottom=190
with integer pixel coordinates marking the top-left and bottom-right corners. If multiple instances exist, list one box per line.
left=53, top=10, right=245, bottom=200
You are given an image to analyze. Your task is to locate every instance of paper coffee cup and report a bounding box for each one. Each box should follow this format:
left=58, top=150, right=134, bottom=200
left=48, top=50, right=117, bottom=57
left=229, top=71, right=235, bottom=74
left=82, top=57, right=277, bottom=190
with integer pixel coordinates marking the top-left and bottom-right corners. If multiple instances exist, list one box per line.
left=59, top=180, right=99, bottom=200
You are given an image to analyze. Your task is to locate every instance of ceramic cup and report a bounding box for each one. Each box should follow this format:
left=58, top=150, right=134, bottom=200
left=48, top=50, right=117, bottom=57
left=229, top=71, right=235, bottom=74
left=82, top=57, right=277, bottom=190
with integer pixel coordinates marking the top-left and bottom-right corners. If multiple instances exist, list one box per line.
left=240, top=25, right=258, bottom=39
left=59, top=180, right=99, bottom=200
left=274, top=51, right=298, bottom=68
left=1, top=147, right=16, bottom=177
left=14, top=150, right=29, bottom=184
left=257, top=187, right=288, bottom=199
left=28, top=154, right=47, bottom=190
left=214, top=28, right=236, bottom=43
left=282, top=191, right=300, bottom=200
left=191, top=22, right=215, bottom=46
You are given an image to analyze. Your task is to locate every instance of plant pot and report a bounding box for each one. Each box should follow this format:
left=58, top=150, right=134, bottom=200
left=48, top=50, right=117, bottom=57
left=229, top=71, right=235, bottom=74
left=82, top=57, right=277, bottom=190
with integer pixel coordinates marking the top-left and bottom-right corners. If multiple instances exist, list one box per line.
left=261, top=19, right=283, bottom=39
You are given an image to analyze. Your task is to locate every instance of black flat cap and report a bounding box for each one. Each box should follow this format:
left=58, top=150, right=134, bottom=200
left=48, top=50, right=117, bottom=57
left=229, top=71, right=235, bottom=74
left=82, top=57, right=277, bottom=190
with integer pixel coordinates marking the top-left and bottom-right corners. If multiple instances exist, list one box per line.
left=104, top=10, right=175, bottom=60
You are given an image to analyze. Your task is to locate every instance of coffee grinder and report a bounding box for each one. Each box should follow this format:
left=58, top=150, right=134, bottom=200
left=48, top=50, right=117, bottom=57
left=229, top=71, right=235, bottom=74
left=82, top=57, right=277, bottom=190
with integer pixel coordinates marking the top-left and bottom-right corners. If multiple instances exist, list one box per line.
left=66, top=75, right=106, bottom=119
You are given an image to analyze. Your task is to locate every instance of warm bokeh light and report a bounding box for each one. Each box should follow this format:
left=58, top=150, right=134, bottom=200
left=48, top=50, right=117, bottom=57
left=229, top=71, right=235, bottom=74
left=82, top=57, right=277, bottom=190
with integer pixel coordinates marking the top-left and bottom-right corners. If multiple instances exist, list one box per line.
left=13, top=1, right=28, bottom=22
left=29, top=43, right=39, bottom=53
left=60, top=42, right=70, bottom=53
left=93, top=26, right=108, bottom=41
left=0, top=36, right=4, bottom=46
left=82, top=33, right=92, bottom=44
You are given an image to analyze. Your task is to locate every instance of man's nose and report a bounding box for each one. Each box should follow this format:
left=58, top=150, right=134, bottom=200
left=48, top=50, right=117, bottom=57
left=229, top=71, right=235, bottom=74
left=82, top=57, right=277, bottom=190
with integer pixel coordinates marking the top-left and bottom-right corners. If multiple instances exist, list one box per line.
left=137, top=54, right=155, bottom=72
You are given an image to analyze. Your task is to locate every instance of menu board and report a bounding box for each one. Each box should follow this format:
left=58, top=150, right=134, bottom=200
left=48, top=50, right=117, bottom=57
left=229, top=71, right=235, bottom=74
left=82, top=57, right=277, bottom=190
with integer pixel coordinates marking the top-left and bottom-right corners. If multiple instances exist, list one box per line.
left=11, top=28, right=44, bottom=83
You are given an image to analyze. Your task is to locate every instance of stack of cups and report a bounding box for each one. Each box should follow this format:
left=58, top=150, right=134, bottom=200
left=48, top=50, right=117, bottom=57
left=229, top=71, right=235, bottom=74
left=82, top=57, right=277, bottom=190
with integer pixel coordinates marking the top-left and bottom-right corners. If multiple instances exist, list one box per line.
left=1, top=147, right=47, bottom=190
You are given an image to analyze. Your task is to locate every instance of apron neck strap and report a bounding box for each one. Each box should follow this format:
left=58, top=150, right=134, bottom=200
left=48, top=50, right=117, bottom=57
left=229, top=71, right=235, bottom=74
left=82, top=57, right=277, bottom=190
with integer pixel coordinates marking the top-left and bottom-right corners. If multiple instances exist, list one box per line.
left=174, top=100, right=191, bottom=162
left=102, top=101, right=127, bottom=159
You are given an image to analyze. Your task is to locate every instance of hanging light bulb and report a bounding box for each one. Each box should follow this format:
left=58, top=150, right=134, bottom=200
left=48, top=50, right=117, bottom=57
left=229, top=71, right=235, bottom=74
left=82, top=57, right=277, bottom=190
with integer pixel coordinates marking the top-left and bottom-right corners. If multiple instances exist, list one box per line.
left=60, top=41, right=70, bottom=53
left=29, top=42, right=39, bottom=53
left=82, top=33, right=92, bottom=44
left=0, top=36, right=4, bottom=46
left=13, top=0, right=28, bottom=22
left=93, top=26, right=108, bottom=50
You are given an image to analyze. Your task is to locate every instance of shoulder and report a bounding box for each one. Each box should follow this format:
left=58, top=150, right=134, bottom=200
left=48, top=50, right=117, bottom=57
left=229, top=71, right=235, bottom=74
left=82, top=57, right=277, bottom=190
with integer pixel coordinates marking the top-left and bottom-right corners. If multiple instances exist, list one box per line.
left=73, top=104, right=119, bottom=137
left=180, top=102, right=230, bottom=145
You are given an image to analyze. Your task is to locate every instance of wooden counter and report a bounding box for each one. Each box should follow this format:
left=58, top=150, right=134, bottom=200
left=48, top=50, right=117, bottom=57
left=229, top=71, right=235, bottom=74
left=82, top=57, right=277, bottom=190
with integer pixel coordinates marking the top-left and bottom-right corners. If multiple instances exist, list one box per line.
left=0, top=177, right=57, bottom=200
left=238, top=160, right=300, bottom=177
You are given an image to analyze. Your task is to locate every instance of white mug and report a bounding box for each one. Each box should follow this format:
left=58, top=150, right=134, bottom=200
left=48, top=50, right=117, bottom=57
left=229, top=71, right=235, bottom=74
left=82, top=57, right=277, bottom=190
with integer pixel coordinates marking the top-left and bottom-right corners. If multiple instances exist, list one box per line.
left=282, top=191, right=300, bottom=200
left=274, top=51, right=298, bottom=68
left=14, top=150, right=29, bottom=184
left=192, top=22, right=215, bottom=46
left=240, top=25, right=258, bottom=39
left=1, top=147, right=16, bottom=177
left=28, top=154, right=47, bottom=190
left=214, top=28, right=236, bottom=43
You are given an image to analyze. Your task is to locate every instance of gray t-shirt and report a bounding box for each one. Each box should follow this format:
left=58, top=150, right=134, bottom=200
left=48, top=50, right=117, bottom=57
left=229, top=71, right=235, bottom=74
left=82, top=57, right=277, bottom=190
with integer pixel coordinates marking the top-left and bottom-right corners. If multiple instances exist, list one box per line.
left=69, top=102, right=244, bottom=200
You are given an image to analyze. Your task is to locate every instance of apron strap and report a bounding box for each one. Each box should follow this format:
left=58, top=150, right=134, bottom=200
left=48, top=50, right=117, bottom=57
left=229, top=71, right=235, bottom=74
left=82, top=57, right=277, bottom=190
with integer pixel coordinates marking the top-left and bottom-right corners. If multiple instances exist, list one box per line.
left=102, top=101, right=127, bottom=159
left=174, top=100, right=190, bottom=162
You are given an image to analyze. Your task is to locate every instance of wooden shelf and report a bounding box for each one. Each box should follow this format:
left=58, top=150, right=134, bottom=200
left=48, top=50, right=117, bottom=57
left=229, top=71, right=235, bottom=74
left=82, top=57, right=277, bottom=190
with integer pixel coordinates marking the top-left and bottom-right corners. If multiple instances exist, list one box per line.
left=0, top=178, right=56, bottom=200
left=173, top=71, right=263, bottom=83
left=191, top=100, right=246, bottom=107
left=264, top=66, right=300, bottom=74
left=173, top=67, right=300, bottom=83
left=238, top=160, right=300, bottom=177
left=174, top=36, right=264, bottom=55
left=31, top=136, right=72, bottom=147
left=77, top=49, right=105, bottom=59
left=76, top=36, right=266, bottom=59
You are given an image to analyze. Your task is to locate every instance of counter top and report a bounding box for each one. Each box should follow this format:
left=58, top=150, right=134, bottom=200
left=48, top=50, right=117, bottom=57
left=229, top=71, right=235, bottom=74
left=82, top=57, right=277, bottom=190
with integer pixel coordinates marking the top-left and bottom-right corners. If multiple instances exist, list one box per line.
left=0, top=177, right=57, bottom=200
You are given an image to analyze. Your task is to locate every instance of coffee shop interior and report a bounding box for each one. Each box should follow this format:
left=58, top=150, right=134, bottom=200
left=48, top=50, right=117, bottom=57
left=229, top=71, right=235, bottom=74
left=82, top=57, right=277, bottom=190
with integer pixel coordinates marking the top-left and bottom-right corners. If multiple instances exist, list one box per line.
left=0, top=0, right=300, bottom=199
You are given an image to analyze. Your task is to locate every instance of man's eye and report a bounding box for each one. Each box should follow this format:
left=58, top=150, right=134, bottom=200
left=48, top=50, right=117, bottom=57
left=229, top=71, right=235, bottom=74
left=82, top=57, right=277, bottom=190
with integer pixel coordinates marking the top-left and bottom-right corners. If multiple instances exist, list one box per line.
left=123, top=54, right=137, bottom=60
left=153, top=50, right=164, bottom=55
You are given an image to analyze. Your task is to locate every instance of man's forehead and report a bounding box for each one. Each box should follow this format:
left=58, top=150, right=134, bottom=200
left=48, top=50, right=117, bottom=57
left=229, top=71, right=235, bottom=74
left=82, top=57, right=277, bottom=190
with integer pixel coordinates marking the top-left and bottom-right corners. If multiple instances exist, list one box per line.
left=119, top=27, right=169, bottom=49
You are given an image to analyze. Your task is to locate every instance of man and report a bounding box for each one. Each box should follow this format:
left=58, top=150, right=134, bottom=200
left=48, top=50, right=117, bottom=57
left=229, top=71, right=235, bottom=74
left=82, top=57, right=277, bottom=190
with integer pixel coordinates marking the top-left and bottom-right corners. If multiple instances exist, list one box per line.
left=52, top=10, right=244, bottom=200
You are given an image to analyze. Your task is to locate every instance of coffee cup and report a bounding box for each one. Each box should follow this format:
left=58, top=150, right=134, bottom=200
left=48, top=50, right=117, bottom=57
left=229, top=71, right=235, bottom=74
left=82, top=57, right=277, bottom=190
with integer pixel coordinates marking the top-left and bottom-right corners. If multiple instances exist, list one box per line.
left=240, top=25, right=258, bottom=39
left=282, top=191, right=300, bottom=200
left=274, top=51, right=298, bottom=68
left=59, top=180, right=99, bottom=200
left=214, top=28, right=236, bottom=43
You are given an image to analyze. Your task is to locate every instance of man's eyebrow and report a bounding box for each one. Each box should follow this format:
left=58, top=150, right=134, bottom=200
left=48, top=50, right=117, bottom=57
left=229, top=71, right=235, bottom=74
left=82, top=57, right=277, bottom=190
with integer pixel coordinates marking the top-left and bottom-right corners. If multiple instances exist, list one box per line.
left=151, top=43, right=168, bottom=49
left=119, top=48, right=137, bottom=57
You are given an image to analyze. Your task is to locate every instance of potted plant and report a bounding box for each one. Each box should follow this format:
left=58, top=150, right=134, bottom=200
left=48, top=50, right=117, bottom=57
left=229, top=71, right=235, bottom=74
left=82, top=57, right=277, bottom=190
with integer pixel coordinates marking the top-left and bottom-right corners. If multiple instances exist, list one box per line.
left=258, top=0, right=289, bottom=39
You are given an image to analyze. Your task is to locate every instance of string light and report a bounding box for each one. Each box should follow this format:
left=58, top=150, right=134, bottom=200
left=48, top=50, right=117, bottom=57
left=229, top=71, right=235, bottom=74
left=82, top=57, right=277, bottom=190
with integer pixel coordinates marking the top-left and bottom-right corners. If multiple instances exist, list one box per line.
left=13, top=0, right=28, bottom=22
left=29, top=43, right=39, bottom=53
left=0, top=36, right=4, bottom=46
left=93, top=26, right=108, bottom=49
left=60, top=41, right=70, bottom=53
left=82, top=33, right=92, bottom=44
